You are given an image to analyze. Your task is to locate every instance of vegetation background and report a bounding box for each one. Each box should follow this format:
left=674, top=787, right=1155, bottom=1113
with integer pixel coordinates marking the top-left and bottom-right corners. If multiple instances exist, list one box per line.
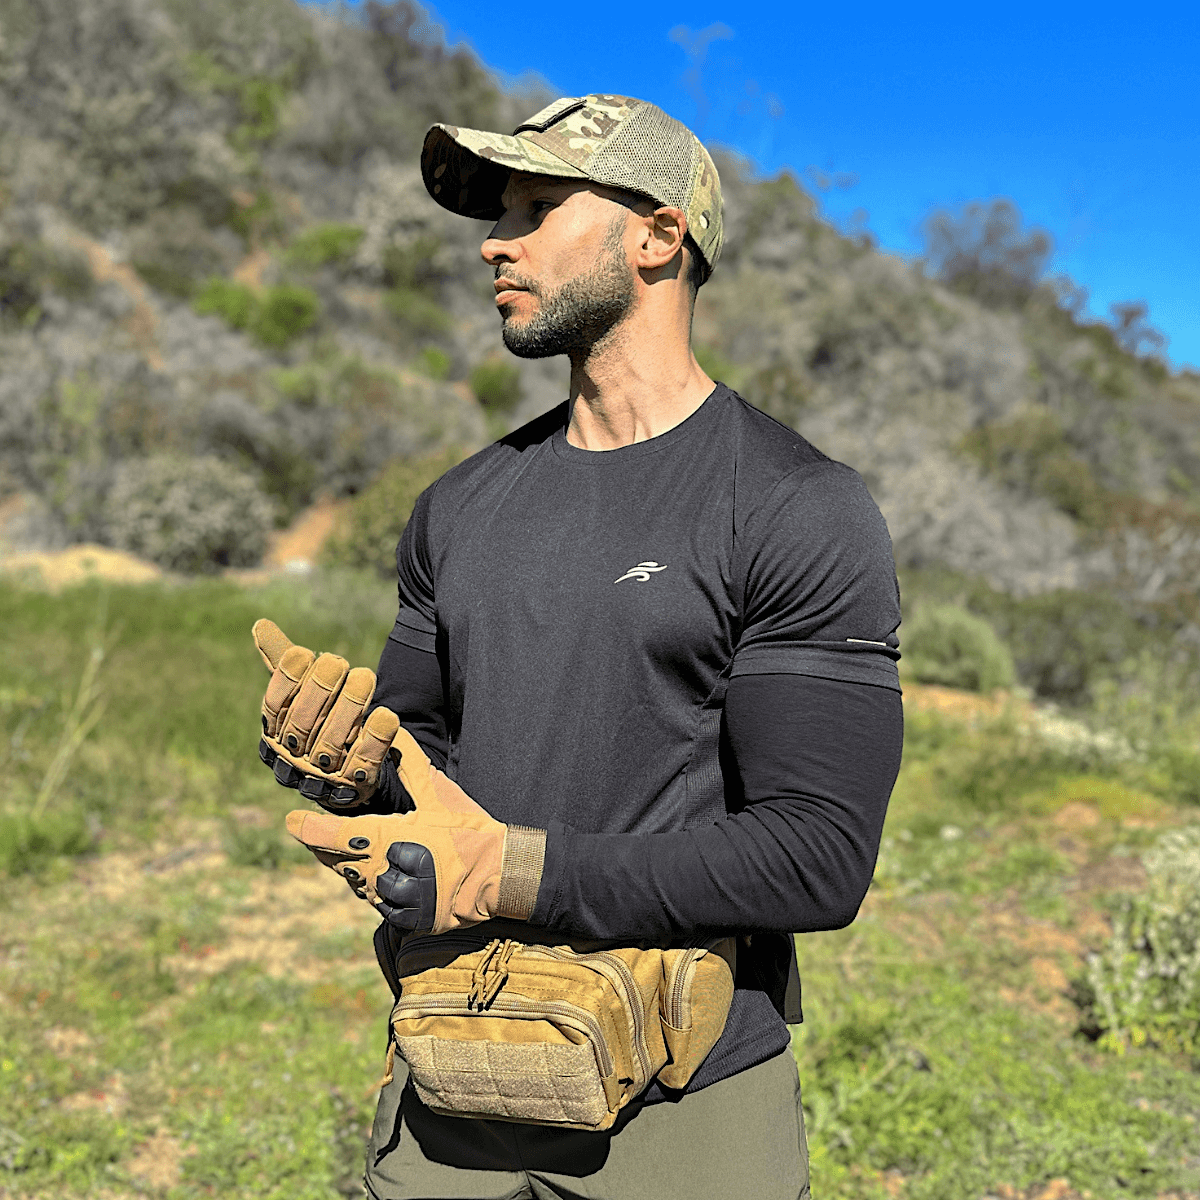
left=1, top=2, right=1199, bottom=1197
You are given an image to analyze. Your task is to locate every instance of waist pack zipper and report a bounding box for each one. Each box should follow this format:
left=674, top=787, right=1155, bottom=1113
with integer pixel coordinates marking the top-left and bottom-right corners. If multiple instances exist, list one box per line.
left=391, top=993, right=615, bottom=1076
left=664, top=947, right=708, bottom=1029
left=391, top=936, right=655, bottom=1087
left=521, top=944, right=654, bottom=1086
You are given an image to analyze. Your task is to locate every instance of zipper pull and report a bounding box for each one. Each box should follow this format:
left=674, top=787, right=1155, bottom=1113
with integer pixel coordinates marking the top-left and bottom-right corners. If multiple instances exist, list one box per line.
left=469, top=939, right=501, bottom=1009
left=481, top=939, right=516, bottom=1007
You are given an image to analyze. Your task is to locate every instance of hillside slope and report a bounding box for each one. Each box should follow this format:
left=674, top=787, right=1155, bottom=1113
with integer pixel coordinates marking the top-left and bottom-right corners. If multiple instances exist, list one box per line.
left=1, top=0, right=1198, bottom=677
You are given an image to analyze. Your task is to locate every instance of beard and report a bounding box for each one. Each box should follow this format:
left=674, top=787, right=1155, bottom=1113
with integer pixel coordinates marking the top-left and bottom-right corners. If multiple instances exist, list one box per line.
left=499, top=217, right=635, bottom=359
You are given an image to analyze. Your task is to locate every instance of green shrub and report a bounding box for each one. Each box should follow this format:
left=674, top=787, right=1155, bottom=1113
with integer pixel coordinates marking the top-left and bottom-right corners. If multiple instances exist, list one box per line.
left=417, top=346, right=451, bottom=380
left=382, top=236, right=442, bottom=290
left=233, top=76, right=289, bottom=148
left=134, top=260, right=198, bottom=299
left=0, top=811, right=93, bottom=876
left=227, top=189, right=284, bottom=243
left=900, top=569, right=1152, bottom=703
left=104, top=454, right=274, bottom=572
left=193, top=276, right=258, bottom=330
left=469, top=359, right=522, bottom=412
left=385, top=286, right=452, bottom=335
left=1091, top=655, right=1200, bottom=802
left=0, top=240, right=93, bottom=326
left=285, top=223, right=365, bottom=268
left=960, top=409, right=1108, bottom=527
left=253, top=284, right=320, bottom=347
left=903, top=603, right=1015, bottom=692
left=1080, top=826, right=1200, bottom=1055
left=322, top=447, right=464, bottom=576
left=193, top=279, right=320, bottom=347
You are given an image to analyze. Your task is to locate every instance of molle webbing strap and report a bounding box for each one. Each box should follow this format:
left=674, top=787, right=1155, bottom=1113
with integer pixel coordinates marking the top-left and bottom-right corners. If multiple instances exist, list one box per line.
left=495, top=825, right=547, bottom=920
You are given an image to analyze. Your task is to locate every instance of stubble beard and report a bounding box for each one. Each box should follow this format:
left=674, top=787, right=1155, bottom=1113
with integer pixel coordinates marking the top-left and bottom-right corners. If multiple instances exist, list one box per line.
left=499, top=218, right=635, bottom=361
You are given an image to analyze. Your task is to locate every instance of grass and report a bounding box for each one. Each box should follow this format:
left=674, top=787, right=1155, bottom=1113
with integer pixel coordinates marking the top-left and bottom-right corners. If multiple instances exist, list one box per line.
left=2, top=576, right=1200, bottom=1198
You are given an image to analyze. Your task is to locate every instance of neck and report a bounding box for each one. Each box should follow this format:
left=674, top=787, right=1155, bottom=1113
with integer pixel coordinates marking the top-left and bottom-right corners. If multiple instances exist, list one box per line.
left=565, top=298, right=714, bottom=451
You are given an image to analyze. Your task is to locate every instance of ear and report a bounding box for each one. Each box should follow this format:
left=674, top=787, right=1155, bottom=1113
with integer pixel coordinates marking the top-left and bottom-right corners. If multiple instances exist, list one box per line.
left=635, top=206, right=688, bottom=274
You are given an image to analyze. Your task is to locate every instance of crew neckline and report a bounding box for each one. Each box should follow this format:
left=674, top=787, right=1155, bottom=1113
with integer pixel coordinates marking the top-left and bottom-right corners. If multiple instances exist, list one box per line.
left=551, top=384, right=727, bottom=464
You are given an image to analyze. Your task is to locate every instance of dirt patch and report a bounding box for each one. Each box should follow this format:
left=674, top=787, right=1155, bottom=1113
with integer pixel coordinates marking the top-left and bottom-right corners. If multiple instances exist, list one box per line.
left=59, top=1072, right=128, bottom=1116
left=63, top=231, right=163, bottom=370
left=903, top=683, right=1031, bottom=724
left=1075, top=855, right=1146, bottom=896
left=987, top=911, right=1085, bottom=958
left=1053, top=802, right=1102, bottom=833
left=165, top=864, right=378, bottom=985
left=264, top=495, right=348, bottom=570
left=44, top=1027, right=94, bottom=1058
left=1029, top=955, right=1071, bottom=994
left=0, top=544, right=162, bottom=590
left=233, top=247, right=272, bottom=292
left=126, top=1128, right=191, bottom=1191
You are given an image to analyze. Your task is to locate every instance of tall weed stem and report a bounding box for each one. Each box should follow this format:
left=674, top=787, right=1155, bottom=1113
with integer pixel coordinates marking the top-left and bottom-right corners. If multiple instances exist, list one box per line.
left=31, top=594, right=109, bottom=818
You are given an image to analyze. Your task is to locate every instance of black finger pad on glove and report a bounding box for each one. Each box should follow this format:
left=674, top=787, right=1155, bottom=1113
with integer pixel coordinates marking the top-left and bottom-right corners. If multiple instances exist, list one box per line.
left=376, top=841, right=437, bottom=932
left=273, top=758, right=303, bottom=788
left=299, top=776, right=332, bottom=801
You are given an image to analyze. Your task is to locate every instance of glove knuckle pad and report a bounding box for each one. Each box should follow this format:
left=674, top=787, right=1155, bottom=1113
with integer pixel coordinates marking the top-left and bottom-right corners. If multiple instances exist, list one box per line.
left=385, top=841, right=435, bottom=875
left=298, top=775, right=332, bottom=801
left=273, top=758, right=303, bottom=788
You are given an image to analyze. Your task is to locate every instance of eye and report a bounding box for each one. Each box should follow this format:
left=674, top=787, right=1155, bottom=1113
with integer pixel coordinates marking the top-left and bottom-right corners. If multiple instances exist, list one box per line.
left=529, top=198, right=556, bottom=218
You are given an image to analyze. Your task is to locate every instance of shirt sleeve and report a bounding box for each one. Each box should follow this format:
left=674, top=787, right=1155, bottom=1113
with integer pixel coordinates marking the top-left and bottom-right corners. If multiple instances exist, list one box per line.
left=731, top=461, right=902, bottom=692
left=528, top=672, right=903, bottom=941
left=389, top=484, right=438, bottom=655
left=371, top=637, right=449, bottom=772
left=371, top=484, right=447, bottom=809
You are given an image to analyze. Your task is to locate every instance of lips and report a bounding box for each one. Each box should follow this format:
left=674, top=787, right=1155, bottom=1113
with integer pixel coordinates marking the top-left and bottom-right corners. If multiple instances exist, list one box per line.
left=494, top=279, right=530, bottom=306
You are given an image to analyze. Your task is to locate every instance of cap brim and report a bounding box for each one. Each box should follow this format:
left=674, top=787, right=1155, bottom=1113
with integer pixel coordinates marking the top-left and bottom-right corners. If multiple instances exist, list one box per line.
left=421, top=125, right=589, bottom=220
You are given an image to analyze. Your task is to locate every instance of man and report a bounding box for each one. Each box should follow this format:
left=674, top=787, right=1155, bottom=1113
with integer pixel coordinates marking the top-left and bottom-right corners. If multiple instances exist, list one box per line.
left=255, top=94, right=903, bottom=1200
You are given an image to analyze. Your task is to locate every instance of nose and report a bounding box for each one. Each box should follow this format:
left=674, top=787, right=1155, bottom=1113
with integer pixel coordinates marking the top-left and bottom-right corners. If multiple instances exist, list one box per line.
left=481, top=227, right=519, bottom=267
left=480, top=204, right=529, bottom=267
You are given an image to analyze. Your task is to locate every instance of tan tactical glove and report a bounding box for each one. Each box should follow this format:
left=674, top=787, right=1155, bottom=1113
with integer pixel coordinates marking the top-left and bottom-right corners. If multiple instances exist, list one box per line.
left=286, top=728, right=547, bottom=934
left=253, top=618, right=400, bottom=811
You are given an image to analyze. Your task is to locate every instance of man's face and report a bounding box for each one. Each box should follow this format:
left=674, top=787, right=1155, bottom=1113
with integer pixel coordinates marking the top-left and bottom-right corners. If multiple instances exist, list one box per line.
left=481, top=174, right=639, bottom=359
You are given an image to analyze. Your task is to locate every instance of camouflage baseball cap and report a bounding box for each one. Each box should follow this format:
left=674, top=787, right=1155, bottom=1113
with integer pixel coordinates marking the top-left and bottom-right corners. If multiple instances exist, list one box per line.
left=422, top=94, right=723, bottom=279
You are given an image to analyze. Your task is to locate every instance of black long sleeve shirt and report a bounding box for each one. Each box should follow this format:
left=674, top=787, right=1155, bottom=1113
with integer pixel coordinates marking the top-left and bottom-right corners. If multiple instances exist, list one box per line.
left=366, top=385, right=904, bottom=1090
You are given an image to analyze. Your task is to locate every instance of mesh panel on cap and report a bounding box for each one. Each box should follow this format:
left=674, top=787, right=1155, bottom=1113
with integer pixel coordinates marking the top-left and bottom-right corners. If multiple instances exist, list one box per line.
left=587, top=103, right=699, bottom=212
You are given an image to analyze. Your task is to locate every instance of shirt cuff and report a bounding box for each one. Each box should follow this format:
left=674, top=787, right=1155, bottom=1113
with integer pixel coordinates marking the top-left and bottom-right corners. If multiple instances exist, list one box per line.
left=730, top=643, right=901, bottom=691
left=388, top=614, right=436, bottom=655
left=527, top=821, right=572, bottom=929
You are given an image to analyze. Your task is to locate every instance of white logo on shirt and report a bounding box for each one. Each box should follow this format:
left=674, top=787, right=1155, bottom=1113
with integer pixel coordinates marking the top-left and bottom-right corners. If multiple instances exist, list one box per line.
left=614, top=561, right=667, bottom=584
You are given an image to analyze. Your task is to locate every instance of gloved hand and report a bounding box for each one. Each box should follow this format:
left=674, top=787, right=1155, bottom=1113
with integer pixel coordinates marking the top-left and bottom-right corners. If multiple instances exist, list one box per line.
left=252, top=618, right=400, bottom=811
left=286, top=727, right=547, bottom=933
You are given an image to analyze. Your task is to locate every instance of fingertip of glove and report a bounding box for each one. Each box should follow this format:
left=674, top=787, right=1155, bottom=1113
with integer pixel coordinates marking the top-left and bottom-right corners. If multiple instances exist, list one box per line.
left=285, top=809, right=345, bottom=847
left=279, top=644, right=315, bottom=679
left=312, top=652, right=350, bottom=687
left=364, top=706, right=401, bottom=739
left=252, top=618, right=292, bottom=669
left=343, top=667, right=377, bottom=705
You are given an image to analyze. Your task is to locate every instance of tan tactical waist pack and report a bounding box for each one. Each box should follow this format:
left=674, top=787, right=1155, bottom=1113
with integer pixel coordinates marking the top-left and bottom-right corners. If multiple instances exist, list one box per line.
left=375, top=927, right=736, bottom=1131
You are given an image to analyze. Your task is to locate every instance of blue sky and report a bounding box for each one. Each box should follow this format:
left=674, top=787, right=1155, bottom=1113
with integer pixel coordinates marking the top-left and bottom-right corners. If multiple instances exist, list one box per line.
left=416, top=0, right=1198, bottom=371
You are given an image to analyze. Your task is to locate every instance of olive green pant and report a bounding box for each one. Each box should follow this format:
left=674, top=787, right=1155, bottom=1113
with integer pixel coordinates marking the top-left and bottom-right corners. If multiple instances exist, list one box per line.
left=364, top=1048, right=810, bottom=1200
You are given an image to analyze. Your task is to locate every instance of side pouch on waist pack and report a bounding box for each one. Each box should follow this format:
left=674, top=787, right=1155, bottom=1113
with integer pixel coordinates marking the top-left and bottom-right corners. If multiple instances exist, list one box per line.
left=380, top=932, right=735, bottom=1132
left=656, top=939, right=737, bottom=1089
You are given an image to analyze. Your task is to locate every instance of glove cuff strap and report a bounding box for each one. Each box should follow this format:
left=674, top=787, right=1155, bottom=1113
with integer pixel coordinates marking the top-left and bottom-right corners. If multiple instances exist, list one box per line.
left=495, top=825, right=547, bottom=920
